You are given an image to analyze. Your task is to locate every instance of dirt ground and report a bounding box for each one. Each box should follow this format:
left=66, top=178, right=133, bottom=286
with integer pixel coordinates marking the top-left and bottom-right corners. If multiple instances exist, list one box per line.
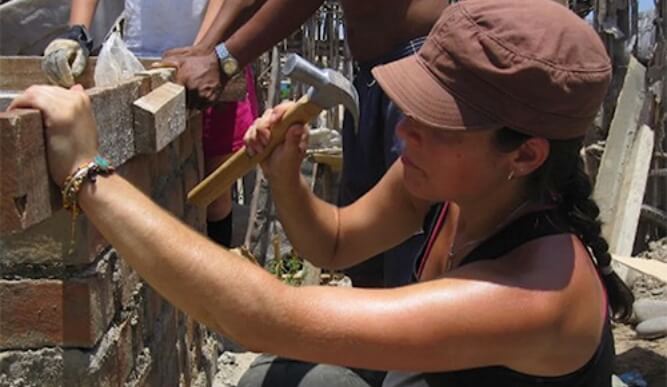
left=613, top=237, right=667, bottom=386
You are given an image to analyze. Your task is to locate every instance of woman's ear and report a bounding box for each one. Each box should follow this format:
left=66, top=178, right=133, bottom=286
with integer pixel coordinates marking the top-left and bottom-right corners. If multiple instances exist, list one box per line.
left=510, top=137, right=549, bottom=178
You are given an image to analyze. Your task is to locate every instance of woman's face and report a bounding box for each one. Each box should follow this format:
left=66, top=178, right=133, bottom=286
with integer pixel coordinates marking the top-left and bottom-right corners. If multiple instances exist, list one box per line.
left=396, top=118, right=513, bottom=203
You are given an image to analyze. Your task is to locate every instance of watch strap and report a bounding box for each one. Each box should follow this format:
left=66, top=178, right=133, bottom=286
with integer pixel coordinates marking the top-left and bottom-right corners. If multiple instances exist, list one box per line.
left=214, top=42, right=240, bottom=76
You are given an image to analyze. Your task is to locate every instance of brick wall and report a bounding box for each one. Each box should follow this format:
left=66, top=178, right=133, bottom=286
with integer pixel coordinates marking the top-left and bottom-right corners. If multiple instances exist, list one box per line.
left=0, top=66, right=218, bottom=386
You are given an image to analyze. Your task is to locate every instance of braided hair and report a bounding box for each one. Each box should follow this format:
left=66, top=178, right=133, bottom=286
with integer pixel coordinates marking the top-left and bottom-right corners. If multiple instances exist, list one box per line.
left=495, top=128, right=634, bottom=322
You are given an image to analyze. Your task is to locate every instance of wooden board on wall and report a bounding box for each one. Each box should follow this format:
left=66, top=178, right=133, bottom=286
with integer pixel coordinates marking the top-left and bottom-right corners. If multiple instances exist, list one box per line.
left=0, top=56, right=246, bottom=101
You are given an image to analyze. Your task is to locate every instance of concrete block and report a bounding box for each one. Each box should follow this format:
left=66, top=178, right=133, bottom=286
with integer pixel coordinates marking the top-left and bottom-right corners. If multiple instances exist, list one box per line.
left=133, top=82, right=187, bottom=154
left=0, top=109, right=55, bottom=236
left=0, top=347, right=64, bottom=387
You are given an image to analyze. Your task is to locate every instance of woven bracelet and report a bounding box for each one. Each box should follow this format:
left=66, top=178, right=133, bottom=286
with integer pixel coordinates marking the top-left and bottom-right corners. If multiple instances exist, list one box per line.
left=61, top=155, right=114, bottom=251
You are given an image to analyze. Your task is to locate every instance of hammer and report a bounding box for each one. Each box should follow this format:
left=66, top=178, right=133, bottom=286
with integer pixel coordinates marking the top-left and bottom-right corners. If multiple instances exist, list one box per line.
left=187, top=54, right=359, bottom=207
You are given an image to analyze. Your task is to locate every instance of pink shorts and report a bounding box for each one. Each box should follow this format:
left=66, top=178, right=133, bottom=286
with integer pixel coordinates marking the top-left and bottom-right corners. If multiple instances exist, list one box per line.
left=202, top=67, right=259, bottom=158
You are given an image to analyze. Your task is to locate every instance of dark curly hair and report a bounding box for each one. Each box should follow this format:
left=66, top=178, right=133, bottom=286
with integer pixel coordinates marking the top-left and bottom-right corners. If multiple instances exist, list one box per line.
left=494, top=127, right=634, bottom=322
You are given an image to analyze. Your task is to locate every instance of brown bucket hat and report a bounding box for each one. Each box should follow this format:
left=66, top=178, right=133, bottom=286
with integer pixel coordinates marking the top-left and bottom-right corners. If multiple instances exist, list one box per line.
left=372, top=0, right=611, bottom=140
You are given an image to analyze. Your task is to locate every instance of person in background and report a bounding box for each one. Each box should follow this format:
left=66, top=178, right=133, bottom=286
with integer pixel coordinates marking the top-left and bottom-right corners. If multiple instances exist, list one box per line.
left=41, top=0, right=258, bottom=247
left=160, top=0, right=450, bottom=289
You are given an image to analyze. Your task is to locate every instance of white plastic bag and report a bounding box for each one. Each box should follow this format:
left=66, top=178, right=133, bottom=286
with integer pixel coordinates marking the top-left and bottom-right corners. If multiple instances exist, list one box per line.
left=94, top=30, right=144, bottom=87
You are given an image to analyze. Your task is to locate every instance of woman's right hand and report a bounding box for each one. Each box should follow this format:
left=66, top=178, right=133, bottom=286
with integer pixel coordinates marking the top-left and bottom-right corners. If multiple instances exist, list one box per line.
left=244, top=102, right=308, bottom=184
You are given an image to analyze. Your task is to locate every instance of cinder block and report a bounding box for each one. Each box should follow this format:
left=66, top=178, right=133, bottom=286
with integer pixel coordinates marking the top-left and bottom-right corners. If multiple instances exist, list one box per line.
left=0, top=109, right=55, bottom=237
left=0, top=268, right=114, bottom=349
left=0, top=347, right=64, bottom=387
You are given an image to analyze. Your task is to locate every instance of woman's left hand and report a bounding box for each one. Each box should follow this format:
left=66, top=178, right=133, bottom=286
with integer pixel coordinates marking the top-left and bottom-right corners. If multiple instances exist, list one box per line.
left=8, top=85, right=99, bottom=186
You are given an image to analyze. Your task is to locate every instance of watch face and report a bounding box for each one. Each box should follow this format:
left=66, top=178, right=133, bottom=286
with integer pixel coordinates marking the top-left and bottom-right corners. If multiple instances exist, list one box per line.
left=222, top=59, right=239, bottom=76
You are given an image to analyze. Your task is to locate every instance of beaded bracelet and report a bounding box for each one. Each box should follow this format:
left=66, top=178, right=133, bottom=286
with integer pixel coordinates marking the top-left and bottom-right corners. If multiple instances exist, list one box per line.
left=62, top=155, right=114, bottom=251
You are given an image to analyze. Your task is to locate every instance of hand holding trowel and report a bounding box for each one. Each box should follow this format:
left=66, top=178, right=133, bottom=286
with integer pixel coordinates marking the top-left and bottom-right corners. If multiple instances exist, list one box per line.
left=187, top=53, right=359, bottom=207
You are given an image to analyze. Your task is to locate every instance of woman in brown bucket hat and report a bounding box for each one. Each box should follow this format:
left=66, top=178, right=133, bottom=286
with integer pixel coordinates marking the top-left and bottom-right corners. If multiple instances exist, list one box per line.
left=9, top=0, right=633, bottom=386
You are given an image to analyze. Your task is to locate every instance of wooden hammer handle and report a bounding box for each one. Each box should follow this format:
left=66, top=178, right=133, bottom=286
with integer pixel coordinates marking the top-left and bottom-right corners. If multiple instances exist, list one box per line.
left=187, top=95, right=322, bottom=207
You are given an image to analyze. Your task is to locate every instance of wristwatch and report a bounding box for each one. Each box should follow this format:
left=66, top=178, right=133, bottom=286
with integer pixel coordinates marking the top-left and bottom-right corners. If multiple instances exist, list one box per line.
left=214, top=42, right=240, bottom=78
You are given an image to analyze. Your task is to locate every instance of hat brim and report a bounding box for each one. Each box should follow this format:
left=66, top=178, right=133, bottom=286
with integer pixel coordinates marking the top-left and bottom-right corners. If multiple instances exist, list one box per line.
left=372, top=55, right=502, bottom=132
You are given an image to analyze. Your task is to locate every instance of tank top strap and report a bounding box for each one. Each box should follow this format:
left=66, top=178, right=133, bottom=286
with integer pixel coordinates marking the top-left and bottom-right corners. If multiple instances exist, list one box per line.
left=461, top=209, right=572, bottom=266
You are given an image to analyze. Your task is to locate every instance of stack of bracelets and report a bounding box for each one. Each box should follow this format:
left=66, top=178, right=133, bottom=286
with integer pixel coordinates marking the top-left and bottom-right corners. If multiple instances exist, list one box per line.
left=62, top=155, right=115, bottom=250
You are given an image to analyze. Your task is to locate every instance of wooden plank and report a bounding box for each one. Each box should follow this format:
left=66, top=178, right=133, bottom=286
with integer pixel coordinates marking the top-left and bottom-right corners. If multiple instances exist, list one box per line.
left=610, top=124, right=655, bottom=255
left=593, top=56, right=646, bottom=247
left=0, top=56, right=246, bottom=101
left=133, top=82, right=187, bottom=154
left=613, top=254, right=667, bottom=283
left=0, top=109, right=55, bottom=236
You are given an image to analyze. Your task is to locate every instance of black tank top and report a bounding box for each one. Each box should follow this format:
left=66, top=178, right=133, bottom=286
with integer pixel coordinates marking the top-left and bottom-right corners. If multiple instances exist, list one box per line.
left=410, top=204, right=615, bottom=387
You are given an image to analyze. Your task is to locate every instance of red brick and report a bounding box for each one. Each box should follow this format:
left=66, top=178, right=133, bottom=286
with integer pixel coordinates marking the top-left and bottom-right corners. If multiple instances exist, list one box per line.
left=0, top=109, right=55, bottom=236
left=0, top=273, right=114, bottom=349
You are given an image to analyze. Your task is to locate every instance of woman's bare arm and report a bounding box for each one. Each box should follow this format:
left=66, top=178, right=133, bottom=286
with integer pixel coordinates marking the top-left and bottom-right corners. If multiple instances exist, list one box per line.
left=69, top=0, right=99, bottom=29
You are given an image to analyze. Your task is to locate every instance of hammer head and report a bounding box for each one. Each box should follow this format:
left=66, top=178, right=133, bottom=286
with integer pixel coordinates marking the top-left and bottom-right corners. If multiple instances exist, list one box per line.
left=282, top=54, right=359, bottom=129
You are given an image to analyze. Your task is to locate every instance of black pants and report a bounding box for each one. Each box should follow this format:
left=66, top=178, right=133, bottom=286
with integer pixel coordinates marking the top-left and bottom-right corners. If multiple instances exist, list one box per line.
left=238, top=354, right=386, bottom=387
